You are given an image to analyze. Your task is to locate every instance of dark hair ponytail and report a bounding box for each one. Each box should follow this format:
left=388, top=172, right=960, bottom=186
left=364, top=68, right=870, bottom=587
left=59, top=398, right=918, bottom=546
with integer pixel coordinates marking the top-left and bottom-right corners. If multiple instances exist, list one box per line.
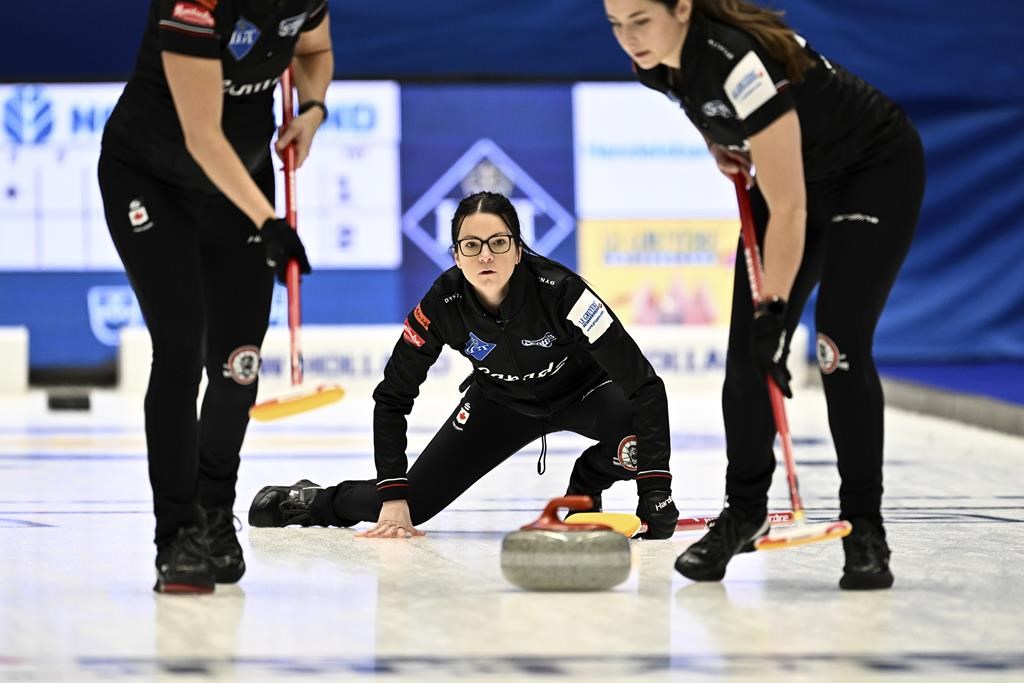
left=653, top=0, right=815, bottom=84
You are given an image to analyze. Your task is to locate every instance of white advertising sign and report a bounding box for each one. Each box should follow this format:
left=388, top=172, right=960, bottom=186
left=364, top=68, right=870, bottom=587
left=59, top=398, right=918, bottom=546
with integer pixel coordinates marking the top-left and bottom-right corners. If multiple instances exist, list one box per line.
left=0, top=81, right=401, bottom=271
left=572, top=82, right=736, bottom=219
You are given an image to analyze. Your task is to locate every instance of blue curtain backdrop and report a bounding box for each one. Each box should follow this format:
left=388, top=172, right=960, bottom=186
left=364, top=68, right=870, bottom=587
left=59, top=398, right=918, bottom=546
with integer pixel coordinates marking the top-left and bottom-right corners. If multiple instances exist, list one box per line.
left=0, top=1, right=1020, bottom=365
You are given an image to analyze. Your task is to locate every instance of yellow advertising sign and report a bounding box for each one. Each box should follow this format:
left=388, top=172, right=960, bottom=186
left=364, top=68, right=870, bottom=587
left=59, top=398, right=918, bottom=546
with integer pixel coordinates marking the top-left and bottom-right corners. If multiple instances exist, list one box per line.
left=578, top=219, right=739, bottom=325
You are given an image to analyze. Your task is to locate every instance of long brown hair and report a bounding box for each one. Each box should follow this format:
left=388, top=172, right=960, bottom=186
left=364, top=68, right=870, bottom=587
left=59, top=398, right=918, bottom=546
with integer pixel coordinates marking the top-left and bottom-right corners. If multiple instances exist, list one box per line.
left=657, top=0, right=815, bottom=83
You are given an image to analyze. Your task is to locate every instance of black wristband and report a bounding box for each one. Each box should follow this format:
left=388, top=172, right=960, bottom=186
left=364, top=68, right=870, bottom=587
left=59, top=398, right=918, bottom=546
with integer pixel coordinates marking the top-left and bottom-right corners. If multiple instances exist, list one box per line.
left=298, top=100, right=328, bottom=122
left=754, top=296, right=787, bottom=317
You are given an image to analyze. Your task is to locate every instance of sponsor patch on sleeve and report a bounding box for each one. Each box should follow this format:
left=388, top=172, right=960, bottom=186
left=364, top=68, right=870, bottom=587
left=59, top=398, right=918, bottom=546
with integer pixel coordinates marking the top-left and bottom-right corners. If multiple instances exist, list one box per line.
left=567, top=289, right=613, bottom=343
left=402, top=318, right=425, bottom=348
left=171, top=2, right=216, bottom=28
left=413, top=303, right=431, bottom=330
left=724, top=51, right=776, bottom=120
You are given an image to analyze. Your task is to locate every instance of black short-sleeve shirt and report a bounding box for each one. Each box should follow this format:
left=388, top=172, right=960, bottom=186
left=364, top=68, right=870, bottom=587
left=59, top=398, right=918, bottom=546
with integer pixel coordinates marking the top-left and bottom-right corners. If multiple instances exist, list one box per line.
left=635, top=13, right=909, bottom=182
left=103, top=0, right=328, bottom=192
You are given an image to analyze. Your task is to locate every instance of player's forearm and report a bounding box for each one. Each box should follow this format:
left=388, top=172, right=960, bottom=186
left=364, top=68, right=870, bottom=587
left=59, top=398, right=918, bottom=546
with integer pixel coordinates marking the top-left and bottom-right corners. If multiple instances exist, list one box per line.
left=761, top=208, right=805, bottom=301
left=184, top=132, right=276, bottom=227
left=292, top=49, right=333, bottom=107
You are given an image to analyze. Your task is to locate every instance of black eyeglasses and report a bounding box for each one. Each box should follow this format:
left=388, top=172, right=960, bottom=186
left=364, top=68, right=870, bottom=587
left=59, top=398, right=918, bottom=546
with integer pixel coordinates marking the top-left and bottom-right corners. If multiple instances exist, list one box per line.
left=455, top=234, right=516, bottom=257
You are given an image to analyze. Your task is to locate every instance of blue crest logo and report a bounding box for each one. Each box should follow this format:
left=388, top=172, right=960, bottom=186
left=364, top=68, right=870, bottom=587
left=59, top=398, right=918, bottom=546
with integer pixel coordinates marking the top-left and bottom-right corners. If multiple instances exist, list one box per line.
left=87, top=286, right=145, bottom=347
left=228, top=18, right=261, bottom=61
left=464, top=332, right=496, bottom=362
left=3, top=85, right=54, bottom=145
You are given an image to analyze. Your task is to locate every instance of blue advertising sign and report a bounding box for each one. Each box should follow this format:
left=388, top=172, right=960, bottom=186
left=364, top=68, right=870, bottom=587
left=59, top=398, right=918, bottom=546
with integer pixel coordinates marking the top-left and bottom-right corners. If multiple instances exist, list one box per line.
left=398, top=85, right=576, bottom=309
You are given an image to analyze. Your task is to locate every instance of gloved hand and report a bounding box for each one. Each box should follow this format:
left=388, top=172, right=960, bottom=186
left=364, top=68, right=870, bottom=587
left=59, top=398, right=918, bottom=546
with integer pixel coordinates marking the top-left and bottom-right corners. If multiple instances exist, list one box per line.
left=751, top=300, right=793, bottom=398
left=260, top=217, right=312, bottom=284
left=636, top=490, right=678, bottom=539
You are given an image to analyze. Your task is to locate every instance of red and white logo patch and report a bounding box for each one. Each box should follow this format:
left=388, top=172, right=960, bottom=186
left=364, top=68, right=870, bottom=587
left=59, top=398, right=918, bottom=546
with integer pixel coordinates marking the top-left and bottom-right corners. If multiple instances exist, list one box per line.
left=222, top=345, right=261, bottom=385
left=452, top=402, right=471, bottom=431
left=413, top=303, right=431, bottom=330
left=816, top=333, right=850, bottom=374
left=172, top=2, right=216, bottom=28
left=128, top=199, right=149, bottom=227
left=613, top=435, right=638, bottom=471
left=402, top=318, right=425, bottom=348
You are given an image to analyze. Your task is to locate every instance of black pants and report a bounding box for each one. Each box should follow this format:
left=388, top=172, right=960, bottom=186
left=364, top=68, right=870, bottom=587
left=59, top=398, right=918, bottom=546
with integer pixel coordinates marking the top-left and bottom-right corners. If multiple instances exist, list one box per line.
left=98, top=152, right=276, bottom=548
left=312, top=381, right=641, bottom=527
left=723, top=126, right=926, bottom=521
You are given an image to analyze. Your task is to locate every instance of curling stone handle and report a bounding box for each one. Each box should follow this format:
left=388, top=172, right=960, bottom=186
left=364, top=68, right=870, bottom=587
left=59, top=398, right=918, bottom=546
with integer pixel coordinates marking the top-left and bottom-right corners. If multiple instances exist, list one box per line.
left=521, top=496, right=609, bottom=532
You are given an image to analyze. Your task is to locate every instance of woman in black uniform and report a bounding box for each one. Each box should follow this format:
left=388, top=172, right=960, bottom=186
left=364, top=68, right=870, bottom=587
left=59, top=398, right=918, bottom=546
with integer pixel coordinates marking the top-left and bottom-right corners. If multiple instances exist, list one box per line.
left=98, top=0, right=332, bottom=593
left=249, top=192, right=680, bottom=539
left=604, top=0, right=925, bottom=589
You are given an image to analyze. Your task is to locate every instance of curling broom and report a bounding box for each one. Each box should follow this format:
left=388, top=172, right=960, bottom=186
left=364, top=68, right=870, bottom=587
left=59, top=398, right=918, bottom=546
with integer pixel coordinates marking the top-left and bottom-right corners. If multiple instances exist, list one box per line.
left=732, top=173, right=850, bottom=550
left=249, top=68, right=344, bottom=421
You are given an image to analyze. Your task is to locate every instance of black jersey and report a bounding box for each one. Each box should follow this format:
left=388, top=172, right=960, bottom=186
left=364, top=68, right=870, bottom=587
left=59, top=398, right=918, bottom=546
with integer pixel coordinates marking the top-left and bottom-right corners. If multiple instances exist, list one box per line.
left=102, top=0, right=328, bottom=193
left=635, top=13, right=909, bottom=182
left=372, top=254, right=672, bottom=501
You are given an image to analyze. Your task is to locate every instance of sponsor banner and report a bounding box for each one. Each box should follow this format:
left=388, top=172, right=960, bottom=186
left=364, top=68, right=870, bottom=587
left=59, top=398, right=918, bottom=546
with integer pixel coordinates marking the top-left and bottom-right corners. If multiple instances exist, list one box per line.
left=119, top=324, right=809, bottom=400
left=578, top=218, right=738, bottom=326
left=0, top=81, right=401, bottom=271
left=399, top=85, right=576, bottom=304
left=572, top=82, right=736, bottom=220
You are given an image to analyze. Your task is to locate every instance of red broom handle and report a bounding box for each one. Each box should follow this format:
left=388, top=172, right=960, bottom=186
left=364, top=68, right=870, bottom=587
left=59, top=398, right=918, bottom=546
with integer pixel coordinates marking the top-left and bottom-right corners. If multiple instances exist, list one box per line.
left=281, top=67, right=302, bottom=386
left=731, top=174, right=805, bottom=519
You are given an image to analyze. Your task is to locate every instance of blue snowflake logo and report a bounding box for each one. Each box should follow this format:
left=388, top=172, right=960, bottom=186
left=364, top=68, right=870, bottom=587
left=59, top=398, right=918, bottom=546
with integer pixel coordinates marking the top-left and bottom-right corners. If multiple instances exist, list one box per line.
left=3, top=85, right=54, bottom=145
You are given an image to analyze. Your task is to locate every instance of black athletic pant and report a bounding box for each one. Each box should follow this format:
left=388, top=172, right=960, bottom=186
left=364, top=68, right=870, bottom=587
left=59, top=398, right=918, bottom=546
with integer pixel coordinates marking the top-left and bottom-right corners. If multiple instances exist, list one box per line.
left=98, top=152, right=276, bottom=548
left=722, top=126, right=925, bottom=522
left=311, top=381, right=642, bottom=527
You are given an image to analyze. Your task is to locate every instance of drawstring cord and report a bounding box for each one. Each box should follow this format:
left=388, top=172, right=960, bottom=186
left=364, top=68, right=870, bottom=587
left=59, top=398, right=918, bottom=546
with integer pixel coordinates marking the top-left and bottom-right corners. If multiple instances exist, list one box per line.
left=536, top=430, right=547, bottom=475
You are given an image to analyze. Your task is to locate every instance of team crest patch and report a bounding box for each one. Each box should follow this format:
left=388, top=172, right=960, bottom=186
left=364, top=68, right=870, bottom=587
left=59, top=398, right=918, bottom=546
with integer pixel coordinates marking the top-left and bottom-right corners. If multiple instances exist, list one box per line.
left=521, top=332, right=556, bottom=348
left=223, top=345, right=261, bottom=385
left=613, top=435, right=638, bottom=471
left=127, top=199, right=153, bottom=232
left=402, top=318, right=425, bottom=348
left=452, top=402, right=471, bottom=431
left=816, top=333, right=850, bottom=374
left=464, top=332, right=496, bottom=361
left=228, top=18, right=260, bottom=61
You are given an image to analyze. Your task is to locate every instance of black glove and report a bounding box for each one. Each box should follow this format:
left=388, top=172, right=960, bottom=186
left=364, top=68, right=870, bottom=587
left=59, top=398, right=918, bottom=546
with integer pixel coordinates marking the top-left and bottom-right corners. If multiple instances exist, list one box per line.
left=751, top=300, right=793, bottom=398
left=636, top=490, right=678, bottom=540
left=260, top=217, right=312, bottom=284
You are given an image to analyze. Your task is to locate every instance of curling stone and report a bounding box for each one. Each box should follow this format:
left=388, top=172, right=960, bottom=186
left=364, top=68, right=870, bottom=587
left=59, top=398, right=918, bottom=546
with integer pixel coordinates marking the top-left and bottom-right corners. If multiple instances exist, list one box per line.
left=500, top=496, right=632, bottom=592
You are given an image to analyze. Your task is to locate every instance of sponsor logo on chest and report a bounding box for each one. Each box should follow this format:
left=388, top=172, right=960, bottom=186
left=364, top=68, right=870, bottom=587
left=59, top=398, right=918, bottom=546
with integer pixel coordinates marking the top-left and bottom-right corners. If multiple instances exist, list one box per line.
left=464, top=332, right=496, bottom=361
left=278, top=13, right=307, bottom=37
left=228, top=18, right=261, bottom=61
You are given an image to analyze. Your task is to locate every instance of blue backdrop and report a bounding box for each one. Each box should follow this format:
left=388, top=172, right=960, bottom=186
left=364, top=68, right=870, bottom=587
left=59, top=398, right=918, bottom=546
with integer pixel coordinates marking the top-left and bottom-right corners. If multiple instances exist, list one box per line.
left=0, top=1, right=1021, bottom=367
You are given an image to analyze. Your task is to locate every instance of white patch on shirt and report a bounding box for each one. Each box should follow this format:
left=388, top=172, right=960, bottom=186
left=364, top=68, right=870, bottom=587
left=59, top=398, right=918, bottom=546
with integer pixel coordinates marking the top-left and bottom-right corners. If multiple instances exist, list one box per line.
left=724, top=51, right=777, bottom=120
left=567, top=289, right=612, bottom=343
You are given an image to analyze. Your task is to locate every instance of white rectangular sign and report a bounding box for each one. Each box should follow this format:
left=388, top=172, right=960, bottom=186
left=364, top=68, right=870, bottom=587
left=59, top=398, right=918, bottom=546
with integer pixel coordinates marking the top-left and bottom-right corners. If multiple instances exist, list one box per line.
left=572, top=82, right=737, bottom=219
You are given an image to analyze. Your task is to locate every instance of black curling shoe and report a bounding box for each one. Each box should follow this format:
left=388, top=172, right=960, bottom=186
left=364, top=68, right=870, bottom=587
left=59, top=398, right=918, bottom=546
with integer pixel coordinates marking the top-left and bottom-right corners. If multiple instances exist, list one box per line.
left=248, top=479, right=322, bottom=528
left=675, top=508, right=769, bottom=581
left=839, top=518, right=894, bottom=590
left=204, top=507, right=245, bottom=583
left=154, top=526, right=215, bottom=594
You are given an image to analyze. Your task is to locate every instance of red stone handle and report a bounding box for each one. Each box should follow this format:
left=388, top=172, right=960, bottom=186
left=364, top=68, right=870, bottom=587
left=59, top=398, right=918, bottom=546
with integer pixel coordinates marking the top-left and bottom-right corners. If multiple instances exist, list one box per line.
left=519, top=496, right=610, bottom=532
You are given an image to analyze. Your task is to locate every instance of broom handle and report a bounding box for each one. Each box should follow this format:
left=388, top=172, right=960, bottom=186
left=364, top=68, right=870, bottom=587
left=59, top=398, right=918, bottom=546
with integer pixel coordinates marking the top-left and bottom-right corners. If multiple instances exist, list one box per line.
left=732, top=174, right=806, bottom=521
left=281, top=67, right=302, bottom=387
